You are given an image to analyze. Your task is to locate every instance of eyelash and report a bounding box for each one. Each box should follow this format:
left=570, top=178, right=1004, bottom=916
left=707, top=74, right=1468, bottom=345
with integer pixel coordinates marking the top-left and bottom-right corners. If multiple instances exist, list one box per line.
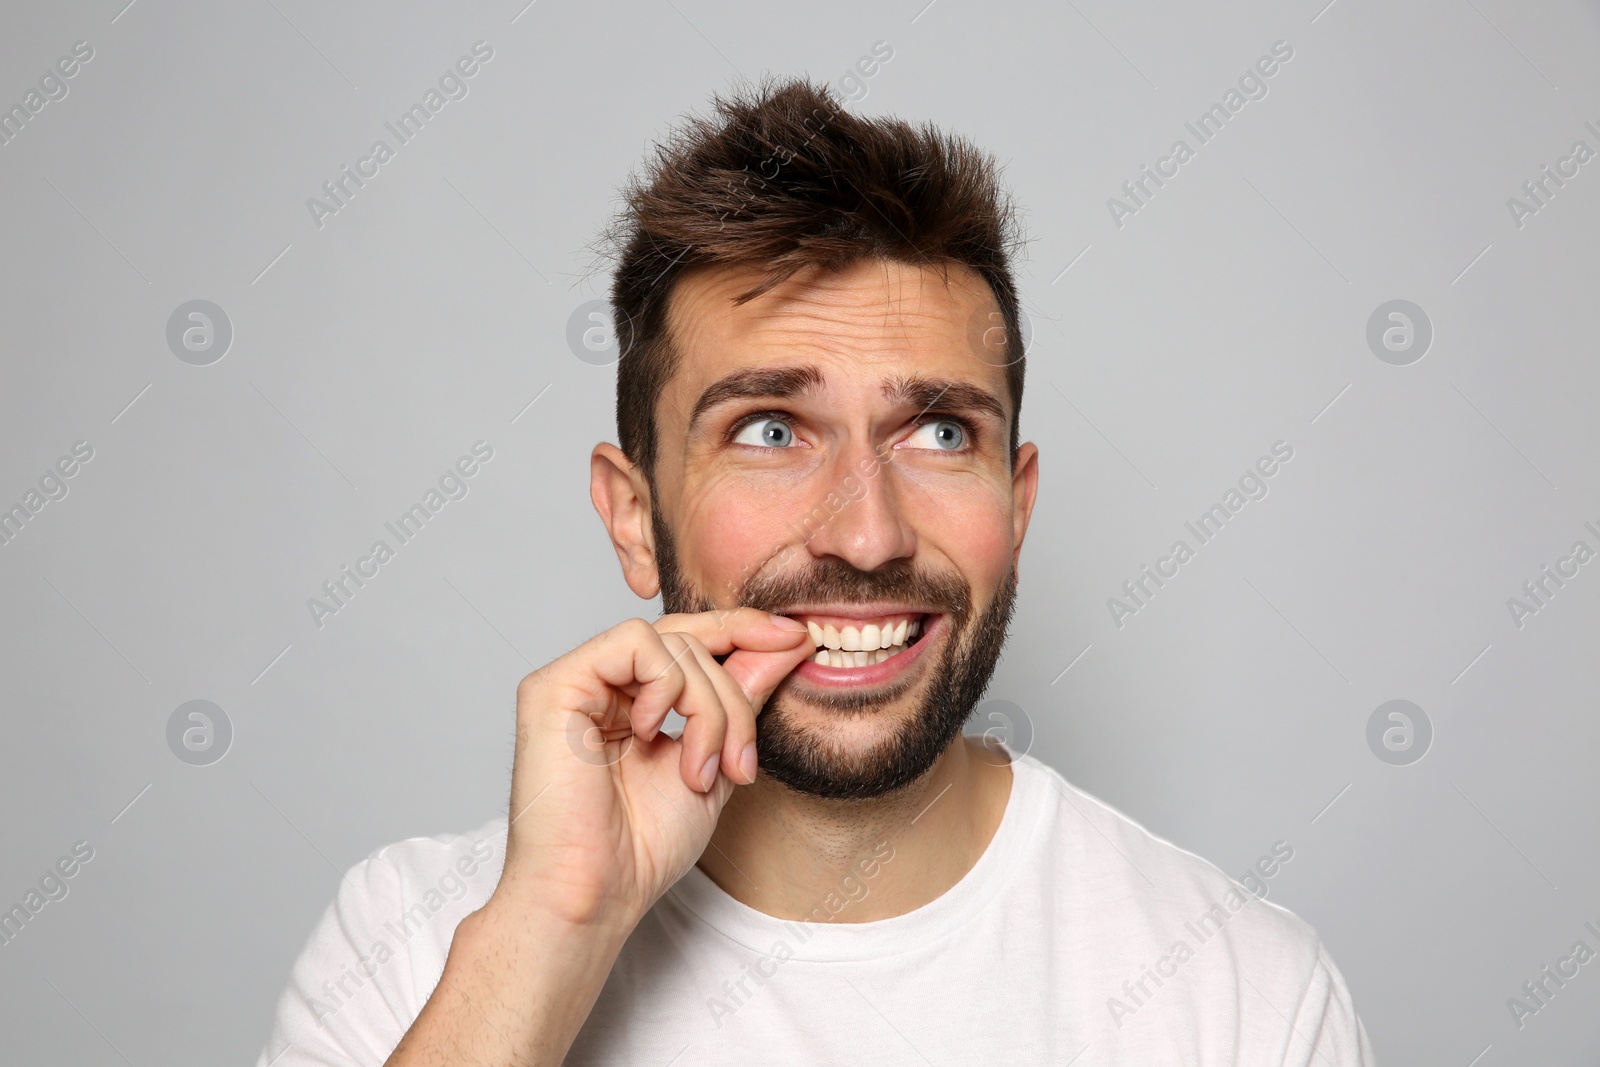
left=910, top=413, right=980, bottom=449
left=724, top=411, right=981, bottom=448
left=724, top=410, right=797, bottom=446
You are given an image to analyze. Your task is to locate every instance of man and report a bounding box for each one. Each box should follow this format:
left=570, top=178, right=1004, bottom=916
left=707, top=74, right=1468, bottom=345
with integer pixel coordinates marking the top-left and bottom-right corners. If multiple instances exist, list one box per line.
left=257, top=78, right=1374, bottom=1065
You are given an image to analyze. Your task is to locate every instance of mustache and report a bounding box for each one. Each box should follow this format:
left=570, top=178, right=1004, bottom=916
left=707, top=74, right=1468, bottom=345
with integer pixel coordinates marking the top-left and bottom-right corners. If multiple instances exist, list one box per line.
left=735, top=558, right=972, bottom=620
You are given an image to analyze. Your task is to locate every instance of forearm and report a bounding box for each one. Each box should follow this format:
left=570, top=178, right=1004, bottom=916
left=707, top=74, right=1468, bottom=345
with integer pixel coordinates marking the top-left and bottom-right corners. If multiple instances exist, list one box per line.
left=383, top=900, right=633, bottom=1067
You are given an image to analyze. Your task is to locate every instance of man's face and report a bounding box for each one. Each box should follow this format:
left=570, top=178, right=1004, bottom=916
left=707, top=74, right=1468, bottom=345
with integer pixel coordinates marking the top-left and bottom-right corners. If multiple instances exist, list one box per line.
left=618, top=258, right=1038, bottom=799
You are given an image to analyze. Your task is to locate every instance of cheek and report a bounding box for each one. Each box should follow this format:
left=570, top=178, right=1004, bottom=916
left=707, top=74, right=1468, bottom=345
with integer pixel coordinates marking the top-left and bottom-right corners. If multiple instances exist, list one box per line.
left=676, top=472, right=805, bottom=598
left=900, top=471, right=1016, bottom=581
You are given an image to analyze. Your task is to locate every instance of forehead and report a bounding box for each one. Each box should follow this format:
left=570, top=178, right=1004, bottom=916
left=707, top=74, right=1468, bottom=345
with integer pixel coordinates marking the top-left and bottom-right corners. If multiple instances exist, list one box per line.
left=661, top=258, right=1007, bottom=404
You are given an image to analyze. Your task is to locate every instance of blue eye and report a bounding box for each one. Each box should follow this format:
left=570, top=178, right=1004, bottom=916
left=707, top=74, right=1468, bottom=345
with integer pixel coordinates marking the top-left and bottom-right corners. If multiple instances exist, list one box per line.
left=905, top=420, right=966, bottom=450
left=734, top=419, right=797, bottom=447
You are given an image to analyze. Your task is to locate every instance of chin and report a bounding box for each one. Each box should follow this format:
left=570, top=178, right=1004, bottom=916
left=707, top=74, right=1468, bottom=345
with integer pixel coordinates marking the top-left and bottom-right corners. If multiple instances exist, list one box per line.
left=754, top=645, right=969, bottom=801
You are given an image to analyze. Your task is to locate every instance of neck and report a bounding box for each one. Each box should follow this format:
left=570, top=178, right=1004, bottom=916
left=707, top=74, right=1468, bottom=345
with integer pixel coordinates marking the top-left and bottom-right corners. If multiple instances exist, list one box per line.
left=696, top=736, right=1014, bottom=923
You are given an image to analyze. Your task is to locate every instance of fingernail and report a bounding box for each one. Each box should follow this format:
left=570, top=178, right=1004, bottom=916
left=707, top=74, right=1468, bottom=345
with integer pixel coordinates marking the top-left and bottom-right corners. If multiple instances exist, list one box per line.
left=768, top=613, right=808, bottom=631
left=739, top=742, right=758, bottom=784
left=699, top=754, right=720, bottom=792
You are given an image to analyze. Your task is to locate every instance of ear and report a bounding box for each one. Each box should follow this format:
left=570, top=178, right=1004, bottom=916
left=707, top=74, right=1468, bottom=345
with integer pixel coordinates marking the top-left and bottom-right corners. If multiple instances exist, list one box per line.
left=1010, top=442, right=1040, bottom=574
left=590, top=442, right=660, bottom=599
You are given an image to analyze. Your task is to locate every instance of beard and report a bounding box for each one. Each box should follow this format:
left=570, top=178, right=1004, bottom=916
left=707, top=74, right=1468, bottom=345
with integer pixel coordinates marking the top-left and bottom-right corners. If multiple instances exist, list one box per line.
left=652, top=508, right=1017, bottom=801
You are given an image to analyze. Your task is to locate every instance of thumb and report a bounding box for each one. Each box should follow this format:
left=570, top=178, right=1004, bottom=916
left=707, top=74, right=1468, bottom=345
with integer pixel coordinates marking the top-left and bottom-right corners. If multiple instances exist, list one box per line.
left=722, top=638, right=816, bottom=714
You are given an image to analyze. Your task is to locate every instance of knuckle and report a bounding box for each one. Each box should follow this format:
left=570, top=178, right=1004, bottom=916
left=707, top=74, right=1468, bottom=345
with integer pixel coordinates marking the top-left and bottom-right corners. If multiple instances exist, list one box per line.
left=515, top=667, right=548, bottom=703
left=621, top=616, right=657, bottom=641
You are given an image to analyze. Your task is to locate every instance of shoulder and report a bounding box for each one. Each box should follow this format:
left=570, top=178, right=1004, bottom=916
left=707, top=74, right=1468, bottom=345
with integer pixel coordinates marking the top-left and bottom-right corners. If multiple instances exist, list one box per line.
left=1011, top=756, right=1372, bottom=1057
left=330, top=815, right=509, bottom=953
left=367, top=816, right=510, bottom=906
left=1012, top=754, right=1323, bottom=981
left=255, top=816, right=508, bottom=1067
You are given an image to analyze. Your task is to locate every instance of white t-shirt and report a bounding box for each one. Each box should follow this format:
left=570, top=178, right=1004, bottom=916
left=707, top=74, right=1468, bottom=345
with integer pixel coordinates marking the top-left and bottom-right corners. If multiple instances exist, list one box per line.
left=256, top=751, right=1374, bottom=1065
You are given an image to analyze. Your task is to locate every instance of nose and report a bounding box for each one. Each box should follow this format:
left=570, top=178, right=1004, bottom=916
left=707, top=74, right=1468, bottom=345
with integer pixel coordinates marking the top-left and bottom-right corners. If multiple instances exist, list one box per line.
left=793, top=447, right=917, bottom=572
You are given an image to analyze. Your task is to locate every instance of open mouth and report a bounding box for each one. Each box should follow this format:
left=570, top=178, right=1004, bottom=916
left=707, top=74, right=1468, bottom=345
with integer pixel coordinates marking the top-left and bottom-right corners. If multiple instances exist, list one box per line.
left=800, top=614, right=923, bottom=667
left=778, top=610, right=937, bottom=686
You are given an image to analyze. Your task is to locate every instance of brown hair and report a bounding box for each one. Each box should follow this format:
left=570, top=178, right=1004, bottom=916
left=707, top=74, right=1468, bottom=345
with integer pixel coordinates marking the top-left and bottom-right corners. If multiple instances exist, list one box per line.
left=605, top=76, right=1025, bottom=480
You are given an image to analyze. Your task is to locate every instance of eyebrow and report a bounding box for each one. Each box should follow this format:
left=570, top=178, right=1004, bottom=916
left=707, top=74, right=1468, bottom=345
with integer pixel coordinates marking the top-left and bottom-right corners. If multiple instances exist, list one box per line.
left=883, top=375, right=1007, bottom=423
left=685, top=367, right=1008, bottom=434
left=688, top=365, right=824, bottom=431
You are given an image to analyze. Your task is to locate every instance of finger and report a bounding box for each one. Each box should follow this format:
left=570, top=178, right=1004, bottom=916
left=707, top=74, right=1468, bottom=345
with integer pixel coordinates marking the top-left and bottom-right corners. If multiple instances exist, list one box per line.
left=659, top=633, right=731, bottom=793
left=653, top=608, right=811, bottom=657
left=654, top=608, right=816, bottom=715
left=563, top=619, right=686, bottom=740
left=680, top=637, right=760, bottom=786
left=722, top=637, right=820, bottom=716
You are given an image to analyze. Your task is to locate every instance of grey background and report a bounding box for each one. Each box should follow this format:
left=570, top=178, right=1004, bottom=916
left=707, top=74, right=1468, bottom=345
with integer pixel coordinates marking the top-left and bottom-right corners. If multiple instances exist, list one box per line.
left=1, top=0, right=1596, bottom=1063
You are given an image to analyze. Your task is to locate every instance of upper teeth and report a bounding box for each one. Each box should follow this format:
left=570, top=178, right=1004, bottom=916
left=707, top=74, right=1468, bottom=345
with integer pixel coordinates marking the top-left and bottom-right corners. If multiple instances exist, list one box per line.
left=805, top=618, right=919, bottom=651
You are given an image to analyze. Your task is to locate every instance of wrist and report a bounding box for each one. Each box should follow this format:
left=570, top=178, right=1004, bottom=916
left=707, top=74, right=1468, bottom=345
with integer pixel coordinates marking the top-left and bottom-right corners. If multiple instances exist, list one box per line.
left=484, top=866, right=647, bottom=938
left=469, top=885, right=638, bottom=964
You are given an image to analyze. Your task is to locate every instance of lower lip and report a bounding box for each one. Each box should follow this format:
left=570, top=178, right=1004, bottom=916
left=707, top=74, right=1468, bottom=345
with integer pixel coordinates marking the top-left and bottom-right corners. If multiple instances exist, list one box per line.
left=790, top=614, right=940, bottom=689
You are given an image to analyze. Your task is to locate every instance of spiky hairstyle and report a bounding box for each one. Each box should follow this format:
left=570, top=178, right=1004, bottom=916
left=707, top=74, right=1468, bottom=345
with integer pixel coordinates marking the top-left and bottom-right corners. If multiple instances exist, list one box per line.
left=604, top=76, right=1026, bottom=479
